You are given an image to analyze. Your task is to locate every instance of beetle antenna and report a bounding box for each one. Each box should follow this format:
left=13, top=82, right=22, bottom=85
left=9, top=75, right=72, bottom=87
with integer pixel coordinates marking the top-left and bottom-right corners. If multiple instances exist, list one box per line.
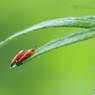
left=34, top=46, right=38, bottom=49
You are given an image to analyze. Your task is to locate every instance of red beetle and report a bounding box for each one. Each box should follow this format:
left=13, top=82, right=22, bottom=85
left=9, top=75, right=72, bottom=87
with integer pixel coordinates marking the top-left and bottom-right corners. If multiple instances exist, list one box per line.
left=10, top=49, right=35, bottom=68
left=16, top=49, right=34, bottom=66
left=10, top=50, right=26, bottom=67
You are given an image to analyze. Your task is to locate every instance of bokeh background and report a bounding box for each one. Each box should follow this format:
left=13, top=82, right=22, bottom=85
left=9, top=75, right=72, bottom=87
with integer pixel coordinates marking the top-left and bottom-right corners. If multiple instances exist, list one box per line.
left=0, top=0, right=95, bottom=95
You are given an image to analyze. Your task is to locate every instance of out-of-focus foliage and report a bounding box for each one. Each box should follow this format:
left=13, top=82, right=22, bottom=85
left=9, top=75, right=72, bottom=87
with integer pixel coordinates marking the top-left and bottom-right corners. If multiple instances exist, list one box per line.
left=75, top=6, right=95, bottom=13
left=0, top=0, right=95, bottom=95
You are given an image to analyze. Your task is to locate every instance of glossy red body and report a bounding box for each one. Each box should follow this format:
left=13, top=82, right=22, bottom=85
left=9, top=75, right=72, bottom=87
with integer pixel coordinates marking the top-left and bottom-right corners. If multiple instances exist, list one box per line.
left=11, top=49, right=35, bottom=67
left=11, top=50, right=26, bottom=67
left=16, top=49, right=34, bottom=66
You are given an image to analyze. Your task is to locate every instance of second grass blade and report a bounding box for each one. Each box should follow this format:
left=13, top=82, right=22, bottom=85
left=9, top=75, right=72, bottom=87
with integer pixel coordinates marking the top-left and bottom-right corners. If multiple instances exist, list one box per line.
left=26, top=28, right=95, bottom=62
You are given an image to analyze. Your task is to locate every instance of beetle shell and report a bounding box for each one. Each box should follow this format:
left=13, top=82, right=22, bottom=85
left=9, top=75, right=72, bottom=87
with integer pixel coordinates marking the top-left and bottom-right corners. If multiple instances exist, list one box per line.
left=16, top=49, right=34, bottom=66
left=10, top=49, right=35, bottom=68
left=10, top=50, right=26, bottom=67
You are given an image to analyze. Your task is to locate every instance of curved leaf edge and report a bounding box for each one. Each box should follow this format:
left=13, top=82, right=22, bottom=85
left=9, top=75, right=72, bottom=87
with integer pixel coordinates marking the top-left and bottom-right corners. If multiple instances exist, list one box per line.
left=1, top=15, right=95, bottom=48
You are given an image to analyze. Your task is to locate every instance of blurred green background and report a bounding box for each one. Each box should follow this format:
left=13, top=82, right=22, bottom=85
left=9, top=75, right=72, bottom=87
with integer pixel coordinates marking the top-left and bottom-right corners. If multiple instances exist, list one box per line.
left=0, top=0, right=95, bottom=95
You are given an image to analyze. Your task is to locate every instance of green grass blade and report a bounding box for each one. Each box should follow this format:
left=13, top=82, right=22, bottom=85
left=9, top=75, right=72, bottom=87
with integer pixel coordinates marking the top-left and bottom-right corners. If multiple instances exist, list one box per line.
left=1, top=17, right=95, bottom=48
left=84, top=15, right=95, bottom=19
left=23, top=28, right=95, bottom=64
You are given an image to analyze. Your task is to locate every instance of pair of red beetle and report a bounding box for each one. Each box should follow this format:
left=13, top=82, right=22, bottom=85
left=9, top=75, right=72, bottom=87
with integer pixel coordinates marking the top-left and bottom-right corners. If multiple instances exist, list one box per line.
left=10, top=49, right=35, bottom=68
